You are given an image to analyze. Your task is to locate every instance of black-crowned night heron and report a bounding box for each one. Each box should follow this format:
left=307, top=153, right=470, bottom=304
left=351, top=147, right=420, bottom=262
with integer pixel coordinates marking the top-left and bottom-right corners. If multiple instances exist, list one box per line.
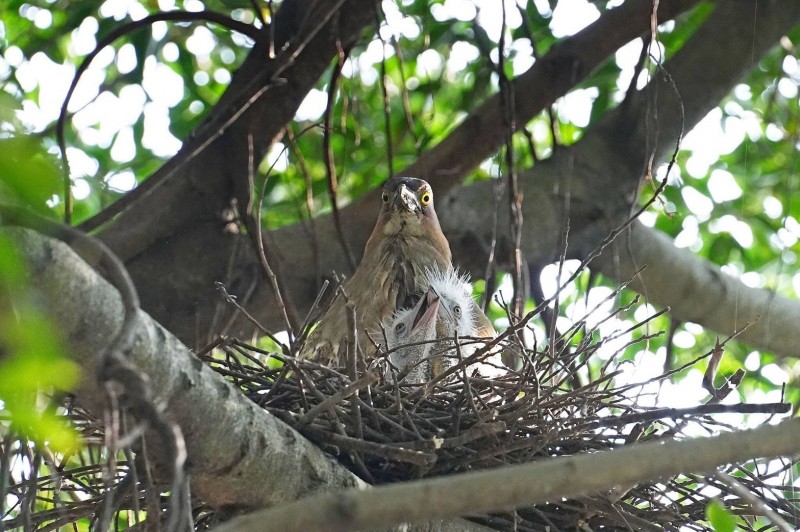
left=301, top=177, right=452, bottom=365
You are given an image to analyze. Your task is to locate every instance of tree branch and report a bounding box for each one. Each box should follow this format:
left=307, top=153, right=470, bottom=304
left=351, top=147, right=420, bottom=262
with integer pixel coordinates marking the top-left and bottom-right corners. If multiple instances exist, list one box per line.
left=433, top=173, right=800, bottom=359
left=214, top=418, right=800, bottom=532
left=322, top=0, right=703, bottom=246
left=593, top=221, right=800, bottom=361
left=5, top=227, right=358, bottom=508
left=85, top=0, right=800, bottom=362
left=91, top=0, right=377, bottom=261
left=576, top=0, right=800, bottom=203
left=4, top=226, right=489, bottom=531
left=399, top=0, right=700, bottom=197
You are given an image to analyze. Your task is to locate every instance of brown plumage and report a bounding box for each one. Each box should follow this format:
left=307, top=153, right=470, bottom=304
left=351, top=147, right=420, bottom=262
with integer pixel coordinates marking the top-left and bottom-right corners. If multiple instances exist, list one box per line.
left=301, top=177, right=452, bottom=365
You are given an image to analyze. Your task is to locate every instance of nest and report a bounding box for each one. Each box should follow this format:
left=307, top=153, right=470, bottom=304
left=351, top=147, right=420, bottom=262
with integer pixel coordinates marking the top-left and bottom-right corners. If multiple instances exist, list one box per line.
left=3, top=301, right=797, bottom=531
left=192, top=306, right=797, bottom=531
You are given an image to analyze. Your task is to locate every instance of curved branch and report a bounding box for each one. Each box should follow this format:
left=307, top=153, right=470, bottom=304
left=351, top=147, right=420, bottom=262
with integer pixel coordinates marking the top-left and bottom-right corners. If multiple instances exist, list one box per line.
left=4, top=226, right=489, bottom=531
left=215, top=417, right=800, bottom=532
left=323, top=45, right=357, bottom=272
left=396, top=0, right=700, bottom=195
left=87, top=0, right=377, bottom=261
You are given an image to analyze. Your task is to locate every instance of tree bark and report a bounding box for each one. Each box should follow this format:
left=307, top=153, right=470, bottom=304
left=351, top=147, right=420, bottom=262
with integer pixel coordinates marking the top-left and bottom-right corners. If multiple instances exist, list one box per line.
left=593, top=221, right=800, bottom=359
left=215, top=417, right=800, bottom=532
left=7, top=227, right=360, bottom=508
left=89, top=0, right=379, bottom=261
left=5, top=227, right=489, bottom=531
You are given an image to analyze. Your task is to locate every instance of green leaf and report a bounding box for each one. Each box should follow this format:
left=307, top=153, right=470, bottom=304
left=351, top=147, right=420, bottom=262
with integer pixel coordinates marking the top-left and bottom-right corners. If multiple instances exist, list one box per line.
left=705, top=499, right=736, bottom=532
left=0, top=136, right=63, bottom=212
left=0, top=234, right=81, bottom=454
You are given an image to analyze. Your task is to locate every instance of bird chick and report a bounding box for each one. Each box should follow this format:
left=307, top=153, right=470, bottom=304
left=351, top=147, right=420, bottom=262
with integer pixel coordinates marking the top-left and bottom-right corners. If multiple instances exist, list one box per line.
left=386, top=286, right=441, bottom=384
left=386, top=268, right=479, bottom=383
left=302, top=177, right=451, bottom=365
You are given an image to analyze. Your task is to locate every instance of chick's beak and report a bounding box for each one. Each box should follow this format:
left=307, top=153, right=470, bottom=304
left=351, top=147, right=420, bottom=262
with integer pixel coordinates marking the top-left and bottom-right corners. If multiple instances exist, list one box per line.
left=391, top=184, right=420, bottom=214
left=411, top=288, right=440, bottom=332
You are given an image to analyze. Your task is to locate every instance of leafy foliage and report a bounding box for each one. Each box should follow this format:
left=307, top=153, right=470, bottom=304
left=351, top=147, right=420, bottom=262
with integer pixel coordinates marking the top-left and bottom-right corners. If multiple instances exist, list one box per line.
left=0, top=100, right=80, bottom=451
left=705, top=499, right=736, bottom=532
left=0, top=0, right=798, bottom=526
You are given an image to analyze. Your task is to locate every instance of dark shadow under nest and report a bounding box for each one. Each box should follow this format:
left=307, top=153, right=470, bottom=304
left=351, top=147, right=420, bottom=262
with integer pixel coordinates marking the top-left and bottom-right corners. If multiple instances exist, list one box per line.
left=2, top=299, right=798, bottom=531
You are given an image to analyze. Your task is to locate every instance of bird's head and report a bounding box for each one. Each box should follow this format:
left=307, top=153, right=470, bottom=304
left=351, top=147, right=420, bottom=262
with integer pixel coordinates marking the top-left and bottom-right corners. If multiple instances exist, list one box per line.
left=376, top=176, right=439, bottom=238
left=425, top=268, right=476, bottom=337
left=386, top=287, right=441, bottom=381
left=387, top=288, right=441, bottom=349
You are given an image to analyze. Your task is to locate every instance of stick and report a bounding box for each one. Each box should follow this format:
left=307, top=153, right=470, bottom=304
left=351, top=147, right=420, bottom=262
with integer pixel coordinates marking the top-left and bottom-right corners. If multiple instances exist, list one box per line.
left=213, top=418, right=800, bottom=532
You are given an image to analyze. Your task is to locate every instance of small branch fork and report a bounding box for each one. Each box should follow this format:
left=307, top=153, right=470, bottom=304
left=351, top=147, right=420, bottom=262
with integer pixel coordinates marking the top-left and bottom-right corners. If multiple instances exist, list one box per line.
left=323, top=43, right=358, bottom=272
left=247, top=133, right=300, bottom=339
left=713, top=470, right=795, bottom=532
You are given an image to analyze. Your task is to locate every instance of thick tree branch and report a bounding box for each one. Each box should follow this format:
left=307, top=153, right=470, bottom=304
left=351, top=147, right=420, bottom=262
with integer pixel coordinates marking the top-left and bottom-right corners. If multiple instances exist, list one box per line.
left=89, top=0, right=699, bottom=347
left=575, top=0, right=800, bottom=204
left=440, top=0, right=800, bottom=357
left=6, top=227, right=359, bottom=508
left=255, top=0, right=800, bottom=359
left=89, top=0, right=800, bottom=361
left=593, top=221, right=800, bottom=360
left=92, top=0, right=377, bottom=261
left=399, top=0, right=701, bottom=196
left=4, top=227, right=488, bottom=531
left=434, top=178, right=800, bottom=359
left=215, top=417, right=800, bottom=532
left=319, top=0, right=702, bottom=251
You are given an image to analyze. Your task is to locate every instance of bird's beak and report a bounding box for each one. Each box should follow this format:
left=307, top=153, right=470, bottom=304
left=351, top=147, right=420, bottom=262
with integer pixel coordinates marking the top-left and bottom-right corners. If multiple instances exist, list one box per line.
left=391, top=184, right=420, bottom=214
left=428, top=283, right=457, bottom=322
left=411, top=287, right=440, bottom=332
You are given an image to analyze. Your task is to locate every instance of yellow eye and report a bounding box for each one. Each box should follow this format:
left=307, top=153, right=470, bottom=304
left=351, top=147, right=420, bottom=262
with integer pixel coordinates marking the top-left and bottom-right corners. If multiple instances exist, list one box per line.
left=420, top=192, right=431, bottom=206
left=382, top=193, right=390, bottom=203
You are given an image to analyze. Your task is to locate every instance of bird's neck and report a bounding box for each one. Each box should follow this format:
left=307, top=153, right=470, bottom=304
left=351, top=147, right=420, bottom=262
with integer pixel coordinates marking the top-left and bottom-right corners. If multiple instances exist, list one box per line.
left=376, top=234, right=451, bottom=271
left=348, top=234, right=451, bottom=320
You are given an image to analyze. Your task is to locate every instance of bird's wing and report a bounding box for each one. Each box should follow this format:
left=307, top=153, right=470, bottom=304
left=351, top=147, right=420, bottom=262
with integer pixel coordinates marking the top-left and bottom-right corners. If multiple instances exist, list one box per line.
left=301, top=330, right=336, bottom=362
